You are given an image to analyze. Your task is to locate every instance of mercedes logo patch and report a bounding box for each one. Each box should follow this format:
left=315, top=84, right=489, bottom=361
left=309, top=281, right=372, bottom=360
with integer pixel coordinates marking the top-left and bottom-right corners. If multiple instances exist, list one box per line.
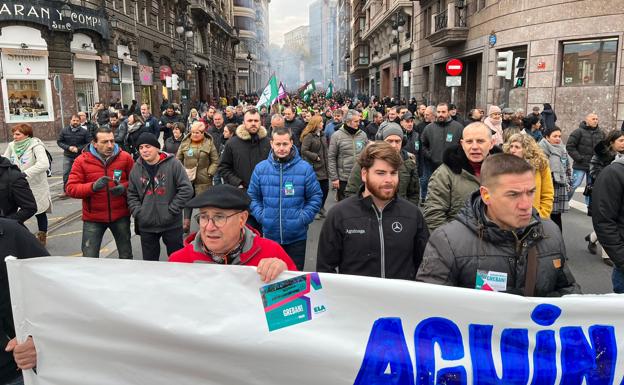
left=392, top=222, right=403, bottom=233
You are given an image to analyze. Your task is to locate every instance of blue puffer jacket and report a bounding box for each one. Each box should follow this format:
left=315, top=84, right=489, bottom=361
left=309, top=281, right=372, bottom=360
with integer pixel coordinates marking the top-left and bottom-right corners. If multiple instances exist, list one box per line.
left=248, top=147, right=322, bottom=245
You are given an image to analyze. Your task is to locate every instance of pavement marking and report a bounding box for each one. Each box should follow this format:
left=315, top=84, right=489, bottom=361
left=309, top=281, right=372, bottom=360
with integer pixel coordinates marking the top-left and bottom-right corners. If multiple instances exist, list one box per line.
left=67, top=248, right=109, bottom=258
left=569, top=199, right=588, bottom=214
left=47, top=230, right=82, bottom=239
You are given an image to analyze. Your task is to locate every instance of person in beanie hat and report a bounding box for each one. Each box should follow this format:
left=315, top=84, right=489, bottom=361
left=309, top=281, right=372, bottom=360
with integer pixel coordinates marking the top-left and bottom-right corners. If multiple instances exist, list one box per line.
left=484, top=105, right=503, bottom=146
left=169, top=184, right=298, bottom=281
left=502, top=107, right=514, bottom=130
left=127, top=132, right=194, bottom=261
left=345, top=122, right=420, bottom=205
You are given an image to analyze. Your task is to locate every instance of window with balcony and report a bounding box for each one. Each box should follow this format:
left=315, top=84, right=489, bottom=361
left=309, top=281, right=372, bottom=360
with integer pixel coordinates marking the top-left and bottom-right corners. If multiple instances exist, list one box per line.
left=561, top=38, right=618, bottom=86
left=423, top=6, right=432, bottom=37
left=234, top=16, right=255, bottom=31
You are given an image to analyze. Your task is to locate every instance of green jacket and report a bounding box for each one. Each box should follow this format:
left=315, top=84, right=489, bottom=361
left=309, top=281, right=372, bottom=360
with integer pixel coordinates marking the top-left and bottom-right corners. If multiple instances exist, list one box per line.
left=177, top=132, right=219, bottom=195
left=345, top=150, right=419, bottom=206
left=424, top=145, right=483, bottom=232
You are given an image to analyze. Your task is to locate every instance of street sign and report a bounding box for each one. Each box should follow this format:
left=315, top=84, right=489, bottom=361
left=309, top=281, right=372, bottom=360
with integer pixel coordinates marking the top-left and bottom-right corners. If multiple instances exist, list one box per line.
left=53, top=74, right=62, bottom=93
left=446, top=59, right=463, bottom=76
left=446, top=76, right=462, bottom=87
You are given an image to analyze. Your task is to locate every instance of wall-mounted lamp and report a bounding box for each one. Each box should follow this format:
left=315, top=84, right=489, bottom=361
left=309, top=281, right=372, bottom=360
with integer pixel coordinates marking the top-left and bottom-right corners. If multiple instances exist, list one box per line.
left=20, top=43, right=28, bottom=49
left=82, top=43, right=93, bottom=49
left=122, top=52, right=130, bottom=57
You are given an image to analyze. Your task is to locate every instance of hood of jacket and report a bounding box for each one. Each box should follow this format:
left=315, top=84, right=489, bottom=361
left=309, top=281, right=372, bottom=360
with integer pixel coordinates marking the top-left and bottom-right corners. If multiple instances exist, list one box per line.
left=235, top=124, right=268, bottom=141
left=457, top=190, right=544, bottom=249
left=136, top=151, right=174, bottom=167
left=180, top=131, right=214, bottom=147
left=267, top=146, right=302, bottom=171
left=442, top=144, right=501, bottom=175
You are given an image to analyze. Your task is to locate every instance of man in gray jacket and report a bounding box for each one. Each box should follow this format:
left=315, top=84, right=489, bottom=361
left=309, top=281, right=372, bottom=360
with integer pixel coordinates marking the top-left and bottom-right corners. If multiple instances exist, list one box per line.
left=127, top=133, right=194, bottom=261
left=417, top=153, right=580, bottom=297
left=327, top=109, right=368, bottom=201
left=421, top=102, right=465, bottom=172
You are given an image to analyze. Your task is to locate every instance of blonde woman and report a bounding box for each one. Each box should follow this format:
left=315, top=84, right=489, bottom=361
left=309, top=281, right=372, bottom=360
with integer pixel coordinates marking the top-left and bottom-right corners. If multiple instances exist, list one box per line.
left=300, top=115, right=329, bottom=217
left=503, top=133, right=554, bottom=219
left=177, top=121, right=219, bottom=233
left=3, top=123, right=52, bottom=245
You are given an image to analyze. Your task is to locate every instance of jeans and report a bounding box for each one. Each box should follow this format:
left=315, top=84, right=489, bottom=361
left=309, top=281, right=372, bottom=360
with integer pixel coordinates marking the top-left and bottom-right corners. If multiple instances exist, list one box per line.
left=419, top=162, right=433, bottom=202
left=281, top=239, right=307, bottom=271
left=140, top=228, right=184, bottom=261
left=613, top=267, right=624, bottom=294
left=318, top=179, right=329, bottom=210
left=82, top=216, right=133, bottom=259
left=569, top=169, right=591, bottom=206
left=62, top=155, right=76, bottom=191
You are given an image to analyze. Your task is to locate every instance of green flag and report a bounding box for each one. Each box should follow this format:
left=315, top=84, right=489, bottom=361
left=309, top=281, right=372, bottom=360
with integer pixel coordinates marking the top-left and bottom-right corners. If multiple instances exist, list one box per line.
left=256, top=75, right=279, bottom=108
left=325, top=82, right=333, bottom=98
left=300, top=80, right=316, bottom=98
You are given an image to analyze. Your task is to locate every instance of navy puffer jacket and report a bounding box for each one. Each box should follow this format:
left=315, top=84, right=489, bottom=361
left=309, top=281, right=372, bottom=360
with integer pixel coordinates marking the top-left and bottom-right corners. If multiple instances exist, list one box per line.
left=248, top=147, right=322, bottom=245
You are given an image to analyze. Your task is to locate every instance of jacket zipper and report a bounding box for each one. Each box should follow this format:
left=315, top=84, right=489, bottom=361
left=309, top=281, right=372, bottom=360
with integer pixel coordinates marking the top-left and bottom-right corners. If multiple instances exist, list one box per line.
left=279, top=162, right=283, bottom=244
left=372, top=204, right=386, bottom=278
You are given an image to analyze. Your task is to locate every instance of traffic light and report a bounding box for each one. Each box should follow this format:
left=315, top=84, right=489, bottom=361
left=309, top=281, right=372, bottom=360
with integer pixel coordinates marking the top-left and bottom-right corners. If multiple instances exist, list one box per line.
left=496, top=50, right=513, bottom=80
left=171, top=74, right=179, bottom=91
left=514, top=57, right=526, bottom=88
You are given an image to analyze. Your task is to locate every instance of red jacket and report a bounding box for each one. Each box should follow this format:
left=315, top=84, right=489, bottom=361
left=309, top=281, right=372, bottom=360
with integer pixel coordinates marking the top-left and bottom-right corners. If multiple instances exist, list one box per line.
left=169, top=226, right=298, bottom=270
left=66, top=146, right=134, bottom=223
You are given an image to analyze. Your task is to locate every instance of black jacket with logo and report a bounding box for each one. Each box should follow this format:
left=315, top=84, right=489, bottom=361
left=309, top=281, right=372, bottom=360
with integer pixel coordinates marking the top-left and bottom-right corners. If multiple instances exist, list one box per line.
left=316, top=191, right=429, bottom=280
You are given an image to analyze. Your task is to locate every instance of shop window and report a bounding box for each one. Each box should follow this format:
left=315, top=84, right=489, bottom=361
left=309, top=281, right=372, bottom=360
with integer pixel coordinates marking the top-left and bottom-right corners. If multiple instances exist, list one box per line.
left=561, top=38, right=617, bottom=86
left=6, top=80, right=51, bottom=122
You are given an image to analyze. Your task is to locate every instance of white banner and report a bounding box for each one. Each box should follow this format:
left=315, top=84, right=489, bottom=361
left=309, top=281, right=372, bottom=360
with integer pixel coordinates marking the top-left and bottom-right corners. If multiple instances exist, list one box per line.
left=7, top=257, right=624, bottom=385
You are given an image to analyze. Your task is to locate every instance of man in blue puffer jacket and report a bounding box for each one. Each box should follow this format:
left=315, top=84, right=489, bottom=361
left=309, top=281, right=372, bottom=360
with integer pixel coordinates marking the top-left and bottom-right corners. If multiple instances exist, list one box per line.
left=248, top=127, right=322, bottom=270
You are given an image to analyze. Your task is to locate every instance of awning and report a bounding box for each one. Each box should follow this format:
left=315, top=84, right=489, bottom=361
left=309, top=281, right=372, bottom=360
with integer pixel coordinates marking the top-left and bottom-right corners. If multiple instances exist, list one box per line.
left=74, top=53, right=102, bottom=61
left=2, top=48, right=48, bottom=56
left=123, top=59, right=138, bottom=67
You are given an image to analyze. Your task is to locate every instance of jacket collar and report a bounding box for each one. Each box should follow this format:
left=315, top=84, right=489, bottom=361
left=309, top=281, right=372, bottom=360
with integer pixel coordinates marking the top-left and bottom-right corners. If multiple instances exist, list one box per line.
left=235, top=124, right=268, bottom=141
left=442, top=145, right=501, bottom=175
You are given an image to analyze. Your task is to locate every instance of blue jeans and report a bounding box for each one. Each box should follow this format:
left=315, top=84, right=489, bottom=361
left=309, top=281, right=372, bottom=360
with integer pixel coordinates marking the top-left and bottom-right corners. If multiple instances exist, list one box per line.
left=419, top=162, right=433, bottom=203
left=281, top=239, right=307, bottom=271
left=569, top=169, right=591, bottom=206
left=62, top=155, right=76, bottom=192
left=613, top=268, right=624, bottom=294
left=82, top=216, right=133, bottom=259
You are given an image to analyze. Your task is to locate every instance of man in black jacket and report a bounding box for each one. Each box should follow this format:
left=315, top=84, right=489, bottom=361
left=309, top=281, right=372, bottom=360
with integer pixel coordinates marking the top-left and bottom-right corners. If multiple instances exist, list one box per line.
left=283, top=106, right=306, bottom=149
left=56, top=114, right=91, bottom=195
left=1, top=218, right=49, bottom=384
left=159, top=105, right=181, bottom=143
left=317, top=141, right=429, bottom=279
left=592, top=155, right=624, bottom=293
left=566, top=113, right=604, bottom=205
left=0, top=156, right=37, bottom=224
left=217, top=109, right=270, bottom=230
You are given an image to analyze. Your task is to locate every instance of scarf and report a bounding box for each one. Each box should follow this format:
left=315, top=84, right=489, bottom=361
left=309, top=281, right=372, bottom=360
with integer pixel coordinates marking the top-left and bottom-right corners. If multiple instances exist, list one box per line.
left=13, top=137, right=32, bottom=159
left=127, top=122, right=143, bottom=134
left=539, top=139, right=568, bottom=185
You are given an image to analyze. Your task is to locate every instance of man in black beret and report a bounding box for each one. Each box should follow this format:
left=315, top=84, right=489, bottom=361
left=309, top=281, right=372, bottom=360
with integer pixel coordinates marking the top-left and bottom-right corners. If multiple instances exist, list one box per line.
left=127, top=133, right=194, bottom=261
left=168, top=184, right=297, bottom=282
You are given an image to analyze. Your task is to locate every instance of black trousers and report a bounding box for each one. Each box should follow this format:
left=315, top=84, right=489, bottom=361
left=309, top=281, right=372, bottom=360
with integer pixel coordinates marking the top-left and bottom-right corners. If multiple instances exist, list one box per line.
left=140, top=227, right=184, bottom=261
left=319, top=179, right=329, bottom=209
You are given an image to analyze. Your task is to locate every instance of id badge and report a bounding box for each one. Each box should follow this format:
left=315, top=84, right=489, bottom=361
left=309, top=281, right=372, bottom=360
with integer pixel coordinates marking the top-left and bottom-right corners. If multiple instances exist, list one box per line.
left=446, top=133, right=454, bottom=142
left=113, top=169, right=122, bottom=183
left=187, top=148, right=194, bottom=157
left=284, top=181, right=295, bottom=196
left=475, top=270, right=508, bottom=292
left=414, top=141, right=420, bottom=151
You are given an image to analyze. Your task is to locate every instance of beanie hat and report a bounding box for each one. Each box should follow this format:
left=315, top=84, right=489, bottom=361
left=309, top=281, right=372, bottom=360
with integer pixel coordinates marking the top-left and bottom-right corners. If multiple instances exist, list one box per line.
left=488, top=105, right=502, bottom=115
left=135, top=132, right=160, bottom=149
left=382, top=123, right=404, bottom=141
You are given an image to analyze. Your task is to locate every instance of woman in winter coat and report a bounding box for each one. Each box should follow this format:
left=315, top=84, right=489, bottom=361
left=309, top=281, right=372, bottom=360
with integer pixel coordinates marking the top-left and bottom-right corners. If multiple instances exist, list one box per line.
left=523, top=115, right=544, bottom=143
left=300, top=115, right=329, bottom=218
left=177, top=121, right=219, bottom=233
left=125, top=114, right=147, bottom=159
left=3, top=124, right=51, bottom=245
left=538, top=127, right=572, bottom=232
left=163, top=122, right=184, bottom=155
left=212, top=123, right=235, bottom=186
left=483, top=105, right=504, bottom=146
left=504, top=133, right=554, bottom=219
left=585, top=130, right=624, bottom=265
left=186, top=108, right=200, bottom=133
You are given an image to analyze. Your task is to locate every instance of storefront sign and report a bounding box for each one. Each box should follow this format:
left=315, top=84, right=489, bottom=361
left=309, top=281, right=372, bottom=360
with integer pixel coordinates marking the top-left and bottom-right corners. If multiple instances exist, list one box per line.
left=1, top=51, right=48, bottom=76
left=139, top=65, right=153, bottom=86
left=0, top=0, right=110, bottom=39
left=159, top=65, right=172, bottom=81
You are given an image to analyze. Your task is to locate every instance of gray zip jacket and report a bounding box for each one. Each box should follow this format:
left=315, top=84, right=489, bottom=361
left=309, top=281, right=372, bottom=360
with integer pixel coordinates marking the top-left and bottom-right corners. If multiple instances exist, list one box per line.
left=327, top=125, right=368, bottom=182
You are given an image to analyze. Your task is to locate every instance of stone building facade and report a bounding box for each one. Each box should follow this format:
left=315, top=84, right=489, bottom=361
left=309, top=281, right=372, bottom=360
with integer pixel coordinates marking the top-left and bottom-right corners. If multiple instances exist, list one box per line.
left=234, top=0, right=270, bottom=94
left=0, top=0, right=240, bottom=141
left=410, top=0, right=624, bottom=135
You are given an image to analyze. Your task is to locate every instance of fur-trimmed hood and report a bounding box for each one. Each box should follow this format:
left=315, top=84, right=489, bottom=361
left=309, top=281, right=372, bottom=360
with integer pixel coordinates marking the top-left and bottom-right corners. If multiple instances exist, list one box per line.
left=235, top=124, right=268, bottom=141
left=442, top=144, right=502, bottom=175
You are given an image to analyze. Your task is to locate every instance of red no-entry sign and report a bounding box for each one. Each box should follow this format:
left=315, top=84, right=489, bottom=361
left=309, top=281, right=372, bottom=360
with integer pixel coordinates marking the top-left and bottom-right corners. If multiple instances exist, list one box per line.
left=446, top=59, right=463, bottom=76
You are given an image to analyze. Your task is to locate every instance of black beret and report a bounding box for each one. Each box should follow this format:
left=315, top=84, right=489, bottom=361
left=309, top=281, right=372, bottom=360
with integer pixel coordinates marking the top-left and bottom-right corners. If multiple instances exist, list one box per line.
left=186, top=184, right=251, bottom=210
left=135, top=132, right=160, bottom=149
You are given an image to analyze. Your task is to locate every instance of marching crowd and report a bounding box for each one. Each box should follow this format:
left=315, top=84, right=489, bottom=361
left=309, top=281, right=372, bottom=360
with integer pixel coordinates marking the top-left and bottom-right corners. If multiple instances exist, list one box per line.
left=1, top=92, right=623, bottom=383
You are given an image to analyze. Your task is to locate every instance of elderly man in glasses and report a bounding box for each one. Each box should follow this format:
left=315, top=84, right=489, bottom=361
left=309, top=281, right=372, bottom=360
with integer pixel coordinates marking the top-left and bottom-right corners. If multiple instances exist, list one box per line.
left=169, top=184, right=297, bottom=282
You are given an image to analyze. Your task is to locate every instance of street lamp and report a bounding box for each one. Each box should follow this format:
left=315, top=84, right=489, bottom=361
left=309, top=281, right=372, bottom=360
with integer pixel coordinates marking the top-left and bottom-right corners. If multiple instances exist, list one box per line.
left=345, top=53, right=350, bottom=94
left=60, top=0, right=72, bottom=19
left=247, top=51, right=253, bottom=94
left=392, top=11, right=406, bottom=103
left=176, top=7, right=194, bottom=113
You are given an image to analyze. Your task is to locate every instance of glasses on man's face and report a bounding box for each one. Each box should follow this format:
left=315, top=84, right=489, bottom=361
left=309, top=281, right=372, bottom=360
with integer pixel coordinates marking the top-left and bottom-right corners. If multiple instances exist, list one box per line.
left=195, top=211, right=242, bottom=228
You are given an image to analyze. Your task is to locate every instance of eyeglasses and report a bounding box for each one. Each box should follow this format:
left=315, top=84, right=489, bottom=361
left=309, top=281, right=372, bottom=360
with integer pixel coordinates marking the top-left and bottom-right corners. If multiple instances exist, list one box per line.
left=194, top=211, right=242, bottom=228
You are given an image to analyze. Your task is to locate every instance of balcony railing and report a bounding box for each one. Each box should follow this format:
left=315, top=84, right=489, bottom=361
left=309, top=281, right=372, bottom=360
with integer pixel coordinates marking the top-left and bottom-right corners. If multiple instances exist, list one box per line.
left=426, top=3, right=468, bottom=47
